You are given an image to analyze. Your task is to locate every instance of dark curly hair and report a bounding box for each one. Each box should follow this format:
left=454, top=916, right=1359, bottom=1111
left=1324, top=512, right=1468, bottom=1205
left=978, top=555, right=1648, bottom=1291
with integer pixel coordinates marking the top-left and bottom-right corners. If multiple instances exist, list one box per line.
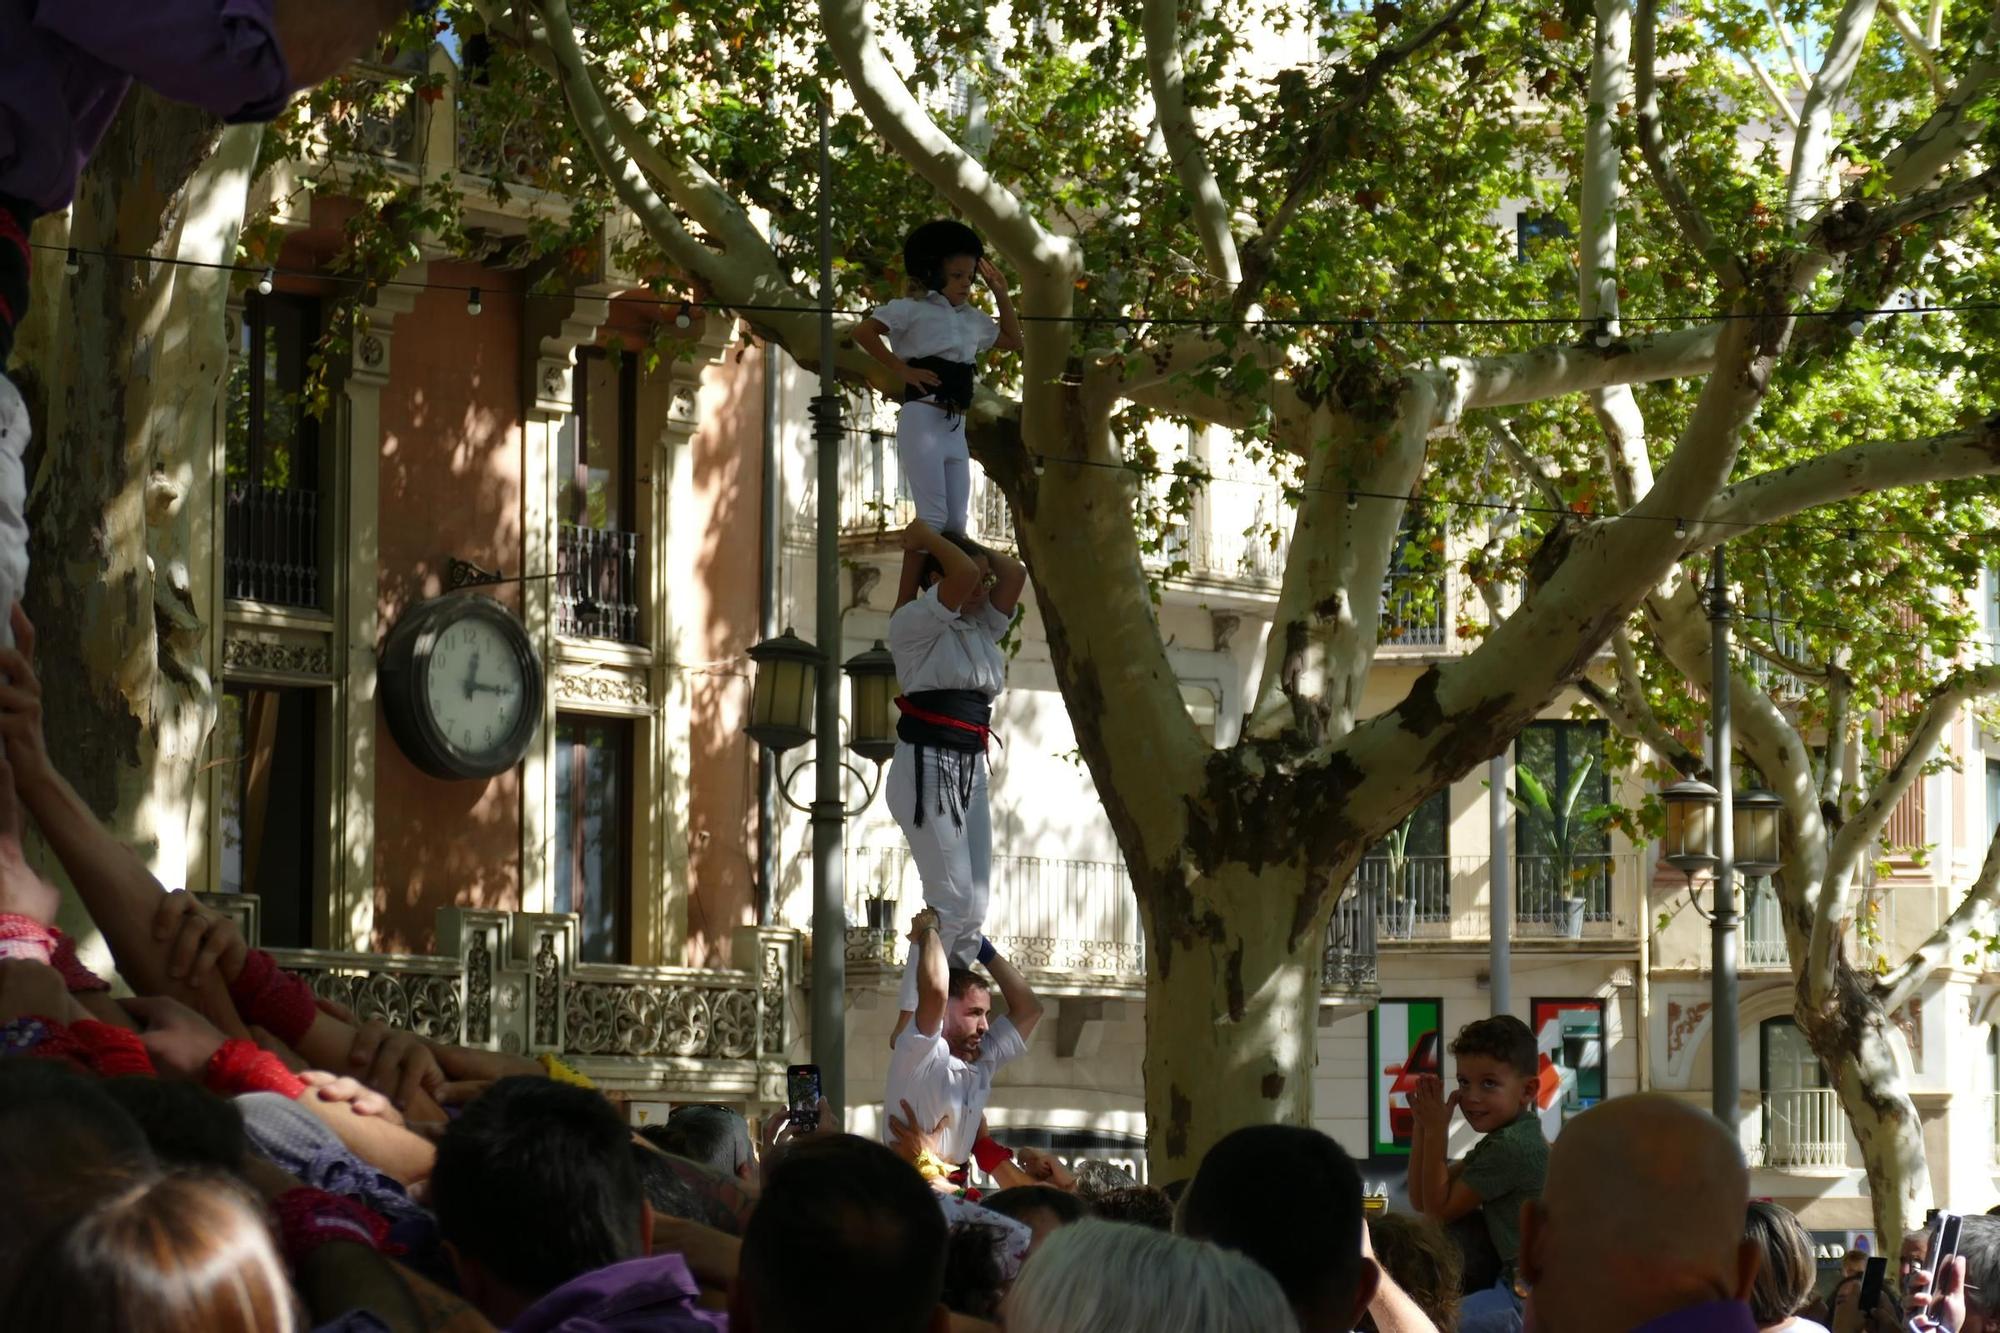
left=1447, top=1015, right=1537, bottom=1079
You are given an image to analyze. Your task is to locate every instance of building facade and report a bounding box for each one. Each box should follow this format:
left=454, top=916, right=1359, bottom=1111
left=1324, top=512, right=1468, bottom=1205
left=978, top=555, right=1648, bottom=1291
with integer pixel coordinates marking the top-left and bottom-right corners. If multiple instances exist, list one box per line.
left=185, top=49, right=2000, bottom=1222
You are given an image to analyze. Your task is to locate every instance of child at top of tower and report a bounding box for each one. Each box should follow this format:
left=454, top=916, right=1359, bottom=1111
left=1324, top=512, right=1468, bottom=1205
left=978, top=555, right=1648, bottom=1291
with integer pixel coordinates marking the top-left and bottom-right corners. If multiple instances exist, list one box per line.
left=853, top=219, right=1023, bottom=535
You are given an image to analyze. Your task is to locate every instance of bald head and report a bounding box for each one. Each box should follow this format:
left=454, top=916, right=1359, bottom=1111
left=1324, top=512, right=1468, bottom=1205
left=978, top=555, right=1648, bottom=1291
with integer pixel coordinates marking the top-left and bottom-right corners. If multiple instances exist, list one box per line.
left=1522, top=1095, right=1757, bottom=1333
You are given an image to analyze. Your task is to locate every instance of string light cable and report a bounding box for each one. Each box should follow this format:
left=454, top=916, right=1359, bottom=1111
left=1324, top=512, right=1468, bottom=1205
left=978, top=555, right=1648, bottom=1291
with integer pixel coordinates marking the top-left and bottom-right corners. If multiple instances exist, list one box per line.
left=32, top=239, right=1988, bottom=334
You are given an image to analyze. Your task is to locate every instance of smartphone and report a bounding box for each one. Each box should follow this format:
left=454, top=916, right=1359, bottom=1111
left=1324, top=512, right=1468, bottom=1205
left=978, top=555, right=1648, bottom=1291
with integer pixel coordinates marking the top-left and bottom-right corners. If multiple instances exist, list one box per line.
left=786, top=1064, right=822, bottom=1133
left=1930, top=1209, right=1963, bottom=1278
left=1857, top=1255, right=1886, bottom=1312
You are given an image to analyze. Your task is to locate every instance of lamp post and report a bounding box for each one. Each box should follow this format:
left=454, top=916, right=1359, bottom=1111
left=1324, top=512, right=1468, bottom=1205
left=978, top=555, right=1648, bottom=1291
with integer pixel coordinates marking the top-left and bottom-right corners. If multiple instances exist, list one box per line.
left=1656, top=548, right=1787, bottom=1130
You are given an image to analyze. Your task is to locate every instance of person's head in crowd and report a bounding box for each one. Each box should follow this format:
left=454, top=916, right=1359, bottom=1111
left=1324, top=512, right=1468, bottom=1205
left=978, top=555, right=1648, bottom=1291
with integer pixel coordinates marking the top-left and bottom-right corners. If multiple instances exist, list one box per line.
left=1363, top=1212, right=1462, bottom=1333
left=1902, top=1229, right=1931, bottom=1291
left=1159, top=1177, right=1191, bottom=1206
left=942, top=967, right=994, bottom=1061
left=1743, top=1201, right=1818, bottom=1330
left=1944, top=1215, right=2000, bottom=1332
left=1005, top=1218, right=1300, bottom=1333
left=640, top=1104, right=755, bottom=1183
left=1842, top=1248, right=1868, bottom=1279
left=733, top=1134, right=949, bottom=1333
left=8, top=1172, right=296, bottom=1333
left=943, top=1221, right=1012, bottom=1322
left=630, top=1140, right=736, bottom=1232
left=430, top=1076, right=651, bottom=1327
left=0, top=1059, right=155, bottom=1297
left=1520, top=1093, right=1757, bottom=1333
left=1090, top=1184, right=1175, bottom=1231
left=101, top=1078, right=248, bottom=1174
left=1446, top=1015, right=1541, bottom=1132
left=1068, top=1158, right=1137, bottom=1202
left=1177, top=1124, right=1376, bottom=1333
left=984, top=1184, right=1086, bottom=1254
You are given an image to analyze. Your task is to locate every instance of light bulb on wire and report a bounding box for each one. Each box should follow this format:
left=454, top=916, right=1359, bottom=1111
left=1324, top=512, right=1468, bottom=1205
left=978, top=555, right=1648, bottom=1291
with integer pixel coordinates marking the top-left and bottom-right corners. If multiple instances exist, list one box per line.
left=467, top=286, right=482, bottom=316
left=1592, top=315, right=1613, bottom=348
left=256, top=267, right=275, bottom=296
left=1846, top=311, right=1866, bottom=337
left=1673, top=517, right=1687, bottom=539
left=674, top=302, right=692, bottom=329
left=64, top=247, right=80, bottom=276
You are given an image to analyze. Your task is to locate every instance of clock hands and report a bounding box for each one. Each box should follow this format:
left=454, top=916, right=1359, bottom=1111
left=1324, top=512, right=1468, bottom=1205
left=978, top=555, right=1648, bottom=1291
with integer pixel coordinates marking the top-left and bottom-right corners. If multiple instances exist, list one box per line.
left=463, top=649, right=480, bottom=701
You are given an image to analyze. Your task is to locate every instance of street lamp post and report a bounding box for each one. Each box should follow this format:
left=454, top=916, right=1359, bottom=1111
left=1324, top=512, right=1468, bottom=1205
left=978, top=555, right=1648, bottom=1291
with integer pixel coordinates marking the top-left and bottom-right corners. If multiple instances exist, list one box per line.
left=1656, top=545, right=1789, bottom=1131
left=808, top=91, right=849, bottom=1117
left=1707, top=548, right=1738, bottom=1129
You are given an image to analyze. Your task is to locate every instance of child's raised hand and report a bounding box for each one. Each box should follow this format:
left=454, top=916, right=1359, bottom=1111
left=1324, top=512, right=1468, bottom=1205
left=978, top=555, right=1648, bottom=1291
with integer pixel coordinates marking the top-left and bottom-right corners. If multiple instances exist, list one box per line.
left=976, top=258, right=1006, bottom=290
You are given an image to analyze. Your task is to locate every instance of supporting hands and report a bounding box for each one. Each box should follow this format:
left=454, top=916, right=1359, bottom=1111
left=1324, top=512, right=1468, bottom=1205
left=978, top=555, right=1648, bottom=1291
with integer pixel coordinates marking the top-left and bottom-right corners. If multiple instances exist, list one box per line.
left=1014, top=1145, right=1077, bottom=1189
left=152, top=890, right=248, bottom=987
left=0, top=605, right=54, bottom=803
left=120, top=994, right=227, bottom=1079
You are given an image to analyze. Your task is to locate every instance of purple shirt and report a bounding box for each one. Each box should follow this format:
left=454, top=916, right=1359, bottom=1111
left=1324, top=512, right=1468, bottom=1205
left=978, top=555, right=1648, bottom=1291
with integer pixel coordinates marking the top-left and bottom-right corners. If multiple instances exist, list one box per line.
left=508, top=1254, right=728, bottom=1333
left=1630, top=1300, right=1760, bottom=1333
left=0, top=0, right=295, bottom=212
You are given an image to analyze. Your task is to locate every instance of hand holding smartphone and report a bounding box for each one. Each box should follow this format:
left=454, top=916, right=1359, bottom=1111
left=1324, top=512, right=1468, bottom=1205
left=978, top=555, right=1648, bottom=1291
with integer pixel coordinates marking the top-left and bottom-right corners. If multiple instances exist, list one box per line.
left=786, top=1063, right=822, bottom=1134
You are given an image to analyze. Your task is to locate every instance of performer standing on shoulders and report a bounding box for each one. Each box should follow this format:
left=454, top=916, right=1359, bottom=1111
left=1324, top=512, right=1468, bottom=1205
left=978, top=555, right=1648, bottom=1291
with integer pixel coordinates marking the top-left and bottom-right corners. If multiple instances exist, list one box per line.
left=886, top=518, right=1025, bottom=1044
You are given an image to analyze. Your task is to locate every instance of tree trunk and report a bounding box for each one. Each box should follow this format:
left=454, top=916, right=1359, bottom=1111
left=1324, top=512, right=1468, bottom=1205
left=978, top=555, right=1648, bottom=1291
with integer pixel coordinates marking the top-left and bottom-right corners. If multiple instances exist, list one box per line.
left=14, top=92, right=255, bottom=940
left=1805, top=979, right=1933, bottom=1249
left=1142, top=860, right=1330, bottom=1176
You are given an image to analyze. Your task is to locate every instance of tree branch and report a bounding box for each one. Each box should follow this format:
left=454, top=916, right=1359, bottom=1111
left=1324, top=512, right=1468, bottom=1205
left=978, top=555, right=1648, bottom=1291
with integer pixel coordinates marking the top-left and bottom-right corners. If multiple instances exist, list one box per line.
left=1827, top=663, right=2000, bottom=879
left=1142, top=0, right=1240, bottom=286
left=817, top=0, right=1077, bottom=282
left=1821, top=663, right=1853, bottom=807
left=1880, top=0, right=1950, bottom=98
left=1451, top=323, right=1722, bottom=410
left=1738, top=55, right=1802, bottom=128
left=1230, top=0, right=1479, bottom=317
left=1635, top=0, right=1746, bottom=288
left=1581, top=0, right=1656, bottom=511
left=1787, top=0, right=1881, bottom=222
left=1696, top=418, right=2000, bottom=539
left=1875, top=823, right=2000, bottom=1014
left=1762, top=0, right=1816, bottom=90
left=1578, top=628, right=1709, bottom=777
left=1488, top=416, right=1566, bottom=511
left=1878, top=2, right=2000, bottom=194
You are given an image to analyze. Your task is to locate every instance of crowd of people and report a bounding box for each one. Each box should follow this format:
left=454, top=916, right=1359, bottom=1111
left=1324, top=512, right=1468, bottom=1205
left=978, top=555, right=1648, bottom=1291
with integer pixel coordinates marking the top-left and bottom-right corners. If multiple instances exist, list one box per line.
left=0, top=578, right=1987, bottom=1333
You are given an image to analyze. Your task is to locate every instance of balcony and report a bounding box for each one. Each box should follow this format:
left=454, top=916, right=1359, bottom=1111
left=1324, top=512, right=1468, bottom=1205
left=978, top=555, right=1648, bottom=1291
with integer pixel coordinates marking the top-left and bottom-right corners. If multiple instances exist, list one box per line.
left=191, top=896, right=799, bottom=1099
left=1380, top=579, right=1448, bottom=648
left=1757, top=1087, right=1851, bottom=1170
left=834, top=846, right=1378, bottom=999
left=556, top=524, right=641, bottom=643
left=225, top=483, right=321, bottom=608
left=1341, top=852, right=1644, bottom=943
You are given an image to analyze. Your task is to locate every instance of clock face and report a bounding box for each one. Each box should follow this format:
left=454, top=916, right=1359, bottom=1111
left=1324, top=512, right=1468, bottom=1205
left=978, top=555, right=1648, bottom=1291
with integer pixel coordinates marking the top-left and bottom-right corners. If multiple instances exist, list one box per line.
left=423, top=614, right=530, bottom=761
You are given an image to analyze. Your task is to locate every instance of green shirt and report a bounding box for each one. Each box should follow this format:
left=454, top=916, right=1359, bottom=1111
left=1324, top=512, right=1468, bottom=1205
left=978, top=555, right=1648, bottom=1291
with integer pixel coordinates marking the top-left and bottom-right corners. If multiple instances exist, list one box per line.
left=1458, top=1109, right=1550, bottom=1283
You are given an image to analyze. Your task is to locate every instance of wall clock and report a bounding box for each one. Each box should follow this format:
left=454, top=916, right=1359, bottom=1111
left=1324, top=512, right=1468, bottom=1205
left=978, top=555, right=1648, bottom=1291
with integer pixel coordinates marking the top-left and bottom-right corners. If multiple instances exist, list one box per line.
left=380, top=594, right=544, bottom=780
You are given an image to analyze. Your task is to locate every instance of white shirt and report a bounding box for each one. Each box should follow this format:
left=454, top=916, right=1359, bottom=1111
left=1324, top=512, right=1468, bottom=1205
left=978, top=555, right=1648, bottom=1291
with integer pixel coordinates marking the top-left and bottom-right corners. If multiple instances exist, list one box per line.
left=870, top=291, right=999, bottom=364
left=885, top=1016, right=1029, bottom=1164
left=889, top=586, right=1011, bottom=697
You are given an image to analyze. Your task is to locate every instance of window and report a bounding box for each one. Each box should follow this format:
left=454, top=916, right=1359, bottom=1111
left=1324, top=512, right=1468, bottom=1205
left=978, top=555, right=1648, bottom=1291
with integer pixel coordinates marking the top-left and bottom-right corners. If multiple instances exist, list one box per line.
left=1514, top=721, right=1613, bottom=925
left=557, top=349, right=635, bottom=531
left=1380, top=514, right=1445, bottom=647
left=1987, top=759, right=1999, bottom=843
left=1515, top=211, right=1571, bottom=263
left=1985, top=567, right=2000, bottom=665
left=555, top=350, right=641, bottom=642
left=553, top=714, right=632, bottom=963
left=224, top=293, right=323, bottom=607
left=1364, top=789, right=1450, bottom=933
left=1181, top=682, right=1220, bottom=747
left=216, top=684, right=322, bottom=948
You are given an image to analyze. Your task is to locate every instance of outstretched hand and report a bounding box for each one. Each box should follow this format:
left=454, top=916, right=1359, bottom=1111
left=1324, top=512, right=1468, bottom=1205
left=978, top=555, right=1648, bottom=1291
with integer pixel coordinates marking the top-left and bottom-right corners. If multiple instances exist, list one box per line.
left=153, top=890, right=248, bottom=987
left=886, top=1097, right=950, bottom=1165
left=0, top=605, right=52, bottom=798
left=121, top=994, right=228, bottom=1079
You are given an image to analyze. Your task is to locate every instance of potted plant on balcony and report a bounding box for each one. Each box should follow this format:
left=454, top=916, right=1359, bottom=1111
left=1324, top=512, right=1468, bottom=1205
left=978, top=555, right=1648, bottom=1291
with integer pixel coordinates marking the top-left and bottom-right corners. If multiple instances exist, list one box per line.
left=1508, top=758, right=1611, bottom=939
left=1377, top=817, right=1419, bottom=940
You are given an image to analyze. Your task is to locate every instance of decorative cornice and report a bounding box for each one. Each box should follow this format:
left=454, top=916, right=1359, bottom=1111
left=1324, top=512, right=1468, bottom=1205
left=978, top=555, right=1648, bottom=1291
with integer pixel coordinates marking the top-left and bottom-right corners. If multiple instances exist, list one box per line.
left=223, top=629, right=334, bottom=679
left=553, top=664, right=650, bottom=709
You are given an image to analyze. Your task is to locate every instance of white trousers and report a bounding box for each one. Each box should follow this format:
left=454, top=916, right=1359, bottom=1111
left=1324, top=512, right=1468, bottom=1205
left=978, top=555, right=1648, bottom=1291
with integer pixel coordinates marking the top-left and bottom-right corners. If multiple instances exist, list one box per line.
left=0, top=376, right=28, bottom=650
left=899, top=400, right=969, bottom=533
left=888, top=740, right=991, bottom=1012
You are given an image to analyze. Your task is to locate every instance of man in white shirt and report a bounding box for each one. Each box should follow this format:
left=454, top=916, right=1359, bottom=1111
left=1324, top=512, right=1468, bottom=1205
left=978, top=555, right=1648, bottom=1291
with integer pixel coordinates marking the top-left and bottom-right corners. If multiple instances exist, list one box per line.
left=885, top=907, right=1043, bottom=1176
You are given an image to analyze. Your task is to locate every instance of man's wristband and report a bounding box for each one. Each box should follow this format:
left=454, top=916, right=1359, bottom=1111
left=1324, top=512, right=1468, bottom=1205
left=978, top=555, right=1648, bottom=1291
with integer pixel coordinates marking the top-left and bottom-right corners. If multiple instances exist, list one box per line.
left=976, top=936, right=997, bottom=966
left=972, top=1135, right=1014, bottom=1174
